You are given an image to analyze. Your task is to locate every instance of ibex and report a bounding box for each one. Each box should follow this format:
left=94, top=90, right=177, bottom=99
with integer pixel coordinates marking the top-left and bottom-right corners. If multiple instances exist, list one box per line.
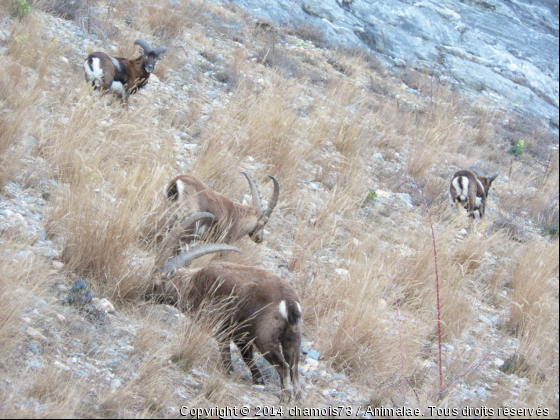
left=450, top=166, right=499, bottom=219
left=84, top=39, right=167, bottom=105
left=148, top=212, right=302, bottom=402
left=164, top=172, right=279, bottom=245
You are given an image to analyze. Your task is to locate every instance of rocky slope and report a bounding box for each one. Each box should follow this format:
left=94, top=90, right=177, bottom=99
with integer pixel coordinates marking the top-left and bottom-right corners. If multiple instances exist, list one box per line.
left=0, top=0, right=558, bottom=418
left=227, top=0, right=559, bottom=132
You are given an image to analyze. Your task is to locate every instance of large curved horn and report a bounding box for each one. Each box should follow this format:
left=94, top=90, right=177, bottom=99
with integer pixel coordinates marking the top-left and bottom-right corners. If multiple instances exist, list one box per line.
left=154, top=46, right=168, bottom=56
left=164, top=244, right=242, bottom=274
left=263, top=175, right=280, bottom=218
left=157, top=212, right=215, bottom=269
left=134, top=39, right=153, bottom=53
left=241, top=171, right=262, bottom=208
left=468, top=166, right=486, bottom=178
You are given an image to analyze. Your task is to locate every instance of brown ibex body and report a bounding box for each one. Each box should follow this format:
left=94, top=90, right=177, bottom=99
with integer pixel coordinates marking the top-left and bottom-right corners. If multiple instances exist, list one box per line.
left=148, top=213, right=302, bottom=402
left=165, top=172, right=279, bottom=245
left=450, top=166, right=499, bottom=219
left=84, top=39, right=167, bottom=105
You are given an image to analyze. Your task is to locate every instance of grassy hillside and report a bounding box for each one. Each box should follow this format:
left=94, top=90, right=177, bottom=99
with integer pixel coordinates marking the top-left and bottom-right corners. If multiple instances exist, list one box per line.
left=0, top=0, right=558, bottom=417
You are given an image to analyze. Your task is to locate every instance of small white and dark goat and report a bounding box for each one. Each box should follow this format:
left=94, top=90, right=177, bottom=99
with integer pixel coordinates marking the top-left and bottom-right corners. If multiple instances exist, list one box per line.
left=84, top=39, right=167, bottom=105
left=164, top=172, right=280, bottom=245
left=450, top=166, right=499, bottom=219
left=149, top=212, right=302, bottom=402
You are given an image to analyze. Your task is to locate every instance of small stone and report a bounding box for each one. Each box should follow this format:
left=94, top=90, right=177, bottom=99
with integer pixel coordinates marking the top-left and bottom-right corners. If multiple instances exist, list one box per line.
left=305, top=358, right=319, bottom=368
left=29, top=343, right=41, bottom=355
left=494, top=358, right=504, bottom=368
left=72, top=280, right=88, bottom=293
left=110, top=378, right=122, bottom=389
left=15, top=250, right=32, bottom=260
left=478, top=315, right=496, bottom=326
left=10, top=213, right=26, bottom=225
left=191, top=369, right=209, bottom=379
left=53, top=361, right=70, bottom=371
left=307, top=349, right=321, bottom=360
left=56, top=313, right=67, bottom=323
left=26, top=327, right=47, bottom=341
left=25, top=360, right=43, bottom=369
left=92, top=298, right=115, bottom=314
left=52, top=261, right=65, bottom=270
left=378, top=298, right=387, bottom=309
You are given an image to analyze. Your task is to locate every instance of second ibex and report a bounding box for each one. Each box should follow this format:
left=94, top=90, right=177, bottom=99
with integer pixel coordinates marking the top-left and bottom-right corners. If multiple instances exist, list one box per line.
left=164, top=172, right=280, bottom=245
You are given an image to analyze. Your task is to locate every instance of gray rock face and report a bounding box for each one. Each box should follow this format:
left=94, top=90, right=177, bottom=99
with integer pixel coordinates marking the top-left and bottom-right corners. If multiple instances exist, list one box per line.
left=225, top=0, right=559, bottom=131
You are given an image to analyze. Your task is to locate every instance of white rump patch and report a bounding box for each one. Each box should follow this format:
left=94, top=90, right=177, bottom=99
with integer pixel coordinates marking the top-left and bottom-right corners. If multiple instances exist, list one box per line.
left=84, top=57, right=104, bottom=86
left=279, top=301, right=288, bottom=320
left=452, top=176, right=468, bottom=202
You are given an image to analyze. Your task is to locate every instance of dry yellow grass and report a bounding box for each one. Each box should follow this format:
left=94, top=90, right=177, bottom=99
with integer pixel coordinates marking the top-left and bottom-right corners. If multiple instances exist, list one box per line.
left=0, top=243, right=51, bottom=359
left=0, top=0, right=557, bottom=416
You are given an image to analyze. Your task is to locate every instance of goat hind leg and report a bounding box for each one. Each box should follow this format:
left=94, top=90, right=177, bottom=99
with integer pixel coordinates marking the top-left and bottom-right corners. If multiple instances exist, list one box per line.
left=220, top=341, right=234, bottom=375
left=239, top=342, right=264, bottom=385
left=261, top=346, right=291, bottom=403
left=284, top=343, right=301, bottom=401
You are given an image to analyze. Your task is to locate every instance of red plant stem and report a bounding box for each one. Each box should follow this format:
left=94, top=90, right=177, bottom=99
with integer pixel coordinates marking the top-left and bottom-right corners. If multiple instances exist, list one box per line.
left=390, top=277, right=407, bottom=403
left=409, top=177, right=443, bottom=393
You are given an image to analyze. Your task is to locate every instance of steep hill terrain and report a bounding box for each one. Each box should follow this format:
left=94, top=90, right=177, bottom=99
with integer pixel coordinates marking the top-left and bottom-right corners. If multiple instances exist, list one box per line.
left=0, top=0, right=558, bottom=418
left=228, top=0, right=560, bottom=134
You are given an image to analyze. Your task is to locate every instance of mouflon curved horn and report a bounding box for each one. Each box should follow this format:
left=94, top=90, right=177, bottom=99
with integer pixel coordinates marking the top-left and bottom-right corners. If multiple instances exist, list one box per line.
left=468, top=166, right=486, bottom=178
left=134, top=39, right=153, bottom=53
left=154, top=46, right=168, bottom=56
left=488, top=172, right=499, bottom=182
